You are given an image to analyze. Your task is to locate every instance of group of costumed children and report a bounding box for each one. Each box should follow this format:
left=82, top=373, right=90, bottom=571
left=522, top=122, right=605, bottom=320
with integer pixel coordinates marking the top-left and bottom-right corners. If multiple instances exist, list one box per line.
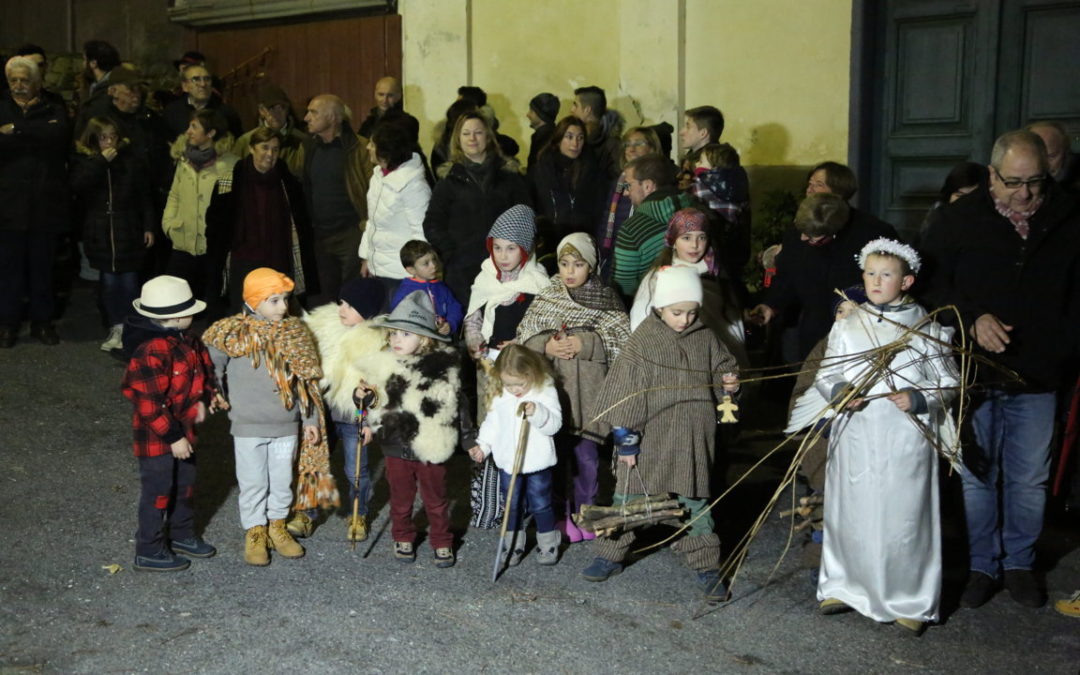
left=120, top=202, right=955, bottom=627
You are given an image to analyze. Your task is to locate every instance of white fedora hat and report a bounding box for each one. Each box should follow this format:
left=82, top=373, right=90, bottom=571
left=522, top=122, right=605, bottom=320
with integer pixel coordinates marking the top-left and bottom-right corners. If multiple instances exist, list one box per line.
left=132, top=275, right=207, bottom=319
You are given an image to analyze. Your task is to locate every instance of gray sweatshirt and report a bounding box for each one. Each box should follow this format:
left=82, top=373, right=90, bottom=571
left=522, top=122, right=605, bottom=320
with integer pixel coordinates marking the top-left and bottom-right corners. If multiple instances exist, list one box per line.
left=208, top=341, right=318, bottom=438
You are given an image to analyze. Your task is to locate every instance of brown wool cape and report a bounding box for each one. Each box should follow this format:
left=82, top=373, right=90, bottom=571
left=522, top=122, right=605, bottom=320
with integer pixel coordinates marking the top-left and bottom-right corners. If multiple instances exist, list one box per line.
left=590, top=313, right=737, bottom=499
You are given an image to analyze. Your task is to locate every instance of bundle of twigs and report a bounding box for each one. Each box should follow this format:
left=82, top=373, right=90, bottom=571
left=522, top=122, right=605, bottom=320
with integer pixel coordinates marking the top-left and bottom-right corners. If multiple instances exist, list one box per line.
left=574, top=494, right=685, bottom=537
left=777, top=494, right=824, bottom=533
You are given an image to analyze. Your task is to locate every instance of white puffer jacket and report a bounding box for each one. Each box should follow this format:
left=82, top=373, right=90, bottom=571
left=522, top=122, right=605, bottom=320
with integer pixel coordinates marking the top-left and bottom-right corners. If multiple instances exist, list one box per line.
left=476, top=378, right=562, bottom=474
left=358, top=153, right=431, bottom=279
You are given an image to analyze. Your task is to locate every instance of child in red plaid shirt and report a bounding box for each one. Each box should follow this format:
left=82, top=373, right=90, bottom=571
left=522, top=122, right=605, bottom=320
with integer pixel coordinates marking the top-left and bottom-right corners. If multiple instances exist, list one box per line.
left=122, top=276, right=225, bottom=572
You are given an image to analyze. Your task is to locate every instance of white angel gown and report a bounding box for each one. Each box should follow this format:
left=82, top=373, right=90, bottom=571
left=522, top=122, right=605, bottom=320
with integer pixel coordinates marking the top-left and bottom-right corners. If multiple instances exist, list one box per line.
left=813, top=301, right=958, bottom=623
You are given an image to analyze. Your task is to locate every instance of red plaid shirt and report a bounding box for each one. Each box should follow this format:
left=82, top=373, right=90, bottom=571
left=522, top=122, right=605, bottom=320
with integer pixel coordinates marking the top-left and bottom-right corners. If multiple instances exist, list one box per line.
left=121, top=332, right=217, bottom=457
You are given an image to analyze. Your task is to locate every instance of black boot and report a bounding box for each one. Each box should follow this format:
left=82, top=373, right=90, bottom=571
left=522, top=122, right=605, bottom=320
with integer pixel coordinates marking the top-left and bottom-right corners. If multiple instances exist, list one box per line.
left=0, top=326, right=15, bottom=348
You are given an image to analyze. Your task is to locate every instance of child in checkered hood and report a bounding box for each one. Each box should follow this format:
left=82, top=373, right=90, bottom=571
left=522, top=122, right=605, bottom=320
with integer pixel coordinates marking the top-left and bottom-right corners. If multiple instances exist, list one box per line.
left=121, top=276, right=227, bottom=573
left=462, top=204, right=551, bottom=362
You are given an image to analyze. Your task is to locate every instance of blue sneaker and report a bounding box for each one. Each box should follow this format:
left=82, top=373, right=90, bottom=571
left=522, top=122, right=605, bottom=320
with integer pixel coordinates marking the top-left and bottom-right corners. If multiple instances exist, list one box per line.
left=134, top=550, right=191, bottom=572
left=171, top=537, right=217, bottom=558
left=581, top=557, right=623, bottom=582
left=697, top=569, right=728, bottom=602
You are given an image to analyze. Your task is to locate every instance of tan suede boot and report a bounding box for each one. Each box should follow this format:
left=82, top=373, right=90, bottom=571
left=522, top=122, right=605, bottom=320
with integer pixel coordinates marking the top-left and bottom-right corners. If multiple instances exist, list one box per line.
left=244, top=525, right=270, bottom=566
left=268, top=519, right=305, bottom=558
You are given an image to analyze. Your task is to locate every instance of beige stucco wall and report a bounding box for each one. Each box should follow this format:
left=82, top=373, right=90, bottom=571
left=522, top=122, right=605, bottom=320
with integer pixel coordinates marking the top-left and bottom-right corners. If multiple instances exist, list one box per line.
left=401, top=0, right=852, bottom=170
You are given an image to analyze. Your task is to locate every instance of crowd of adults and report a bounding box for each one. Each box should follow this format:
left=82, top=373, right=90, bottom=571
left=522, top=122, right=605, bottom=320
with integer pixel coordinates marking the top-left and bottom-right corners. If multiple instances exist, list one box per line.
left=2, top=38, right=1079, bottom=614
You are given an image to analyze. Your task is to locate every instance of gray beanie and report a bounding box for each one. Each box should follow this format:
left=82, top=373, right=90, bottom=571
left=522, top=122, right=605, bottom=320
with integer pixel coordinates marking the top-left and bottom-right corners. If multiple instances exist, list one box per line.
left=487, top=204, right=537, bottom=255
left=529, top=93, right=560, bottom=125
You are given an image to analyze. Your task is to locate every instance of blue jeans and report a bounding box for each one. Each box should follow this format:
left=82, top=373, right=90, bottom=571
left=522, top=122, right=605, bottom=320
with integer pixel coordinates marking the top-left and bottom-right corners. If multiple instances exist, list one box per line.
left=499, top=468, right=554, bottom=532
left=101, top=271, right=139, bottom=326
left=963, top=389, right=1056, bottom=576
left=337, top=421, right=371, bottom=516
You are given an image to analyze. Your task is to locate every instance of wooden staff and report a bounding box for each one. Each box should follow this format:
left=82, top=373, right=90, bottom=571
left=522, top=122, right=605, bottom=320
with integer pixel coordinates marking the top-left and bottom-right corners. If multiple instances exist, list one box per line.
left=348, top=390, right=376, bottom=549
left=492, top=403, right=530, bottom=582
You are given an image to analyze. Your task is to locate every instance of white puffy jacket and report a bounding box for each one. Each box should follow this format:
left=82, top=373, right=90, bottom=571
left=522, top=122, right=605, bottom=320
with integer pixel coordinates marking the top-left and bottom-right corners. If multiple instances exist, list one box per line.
left=358, top=153, right=431, bottom=279
left=477, top=379, right=562, bottom=474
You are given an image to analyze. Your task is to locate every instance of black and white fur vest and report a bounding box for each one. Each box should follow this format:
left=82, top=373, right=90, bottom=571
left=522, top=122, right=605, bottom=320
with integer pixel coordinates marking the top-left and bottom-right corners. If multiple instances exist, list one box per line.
left=357, top=346, right=461, bottom=464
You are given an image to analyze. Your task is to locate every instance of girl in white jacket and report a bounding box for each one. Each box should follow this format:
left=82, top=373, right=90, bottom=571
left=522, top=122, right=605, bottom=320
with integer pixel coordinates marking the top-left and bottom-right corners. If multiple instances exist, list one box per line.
left=358, top=123, right=431, bottom=296
left=469, top=344, right=563, bottom=565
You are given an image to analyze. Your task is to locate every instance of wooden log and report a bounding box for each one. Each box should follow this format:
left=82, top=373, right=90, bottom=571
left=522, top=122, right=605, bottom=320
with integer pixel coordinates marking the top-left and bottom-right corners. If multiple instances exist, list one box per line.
left=577, top=496, right=679, bottom=522
left=581, top=508, right=686, bottom=537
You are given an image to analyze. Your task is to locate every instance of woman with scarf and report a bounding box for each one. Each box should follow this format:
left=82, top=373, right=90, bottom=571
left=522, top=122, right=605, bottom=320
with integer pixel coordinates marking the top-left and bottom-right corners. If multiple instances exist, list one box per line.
left=530, top=116, right=606, bottom=270
left=162, top=108, right=238, bottom=301
left=516, top=232, right=631, bottom=542
left=423, top=111, right=531, bottom=309
left=205, top=125, right=316, bottom=312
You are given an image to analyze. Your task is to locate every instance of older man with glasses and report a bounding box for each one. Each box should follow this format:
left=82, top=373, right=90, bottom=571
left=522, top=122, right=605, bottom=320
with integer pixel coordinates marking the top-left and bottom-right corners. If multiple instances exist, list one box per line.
left=163, top=63, right=242, bottom=141
left=922, top=129, right=1080, bottom=610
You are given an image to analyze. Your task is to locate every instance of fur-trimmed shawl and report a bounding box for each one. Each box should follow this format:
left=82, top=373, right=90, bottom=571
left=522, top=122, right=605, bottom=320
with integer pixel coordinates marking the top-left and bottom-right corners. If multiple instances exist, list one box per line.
left=355, top=346, right=464, bottom=464
left=303, top=303, right=387, bottom=419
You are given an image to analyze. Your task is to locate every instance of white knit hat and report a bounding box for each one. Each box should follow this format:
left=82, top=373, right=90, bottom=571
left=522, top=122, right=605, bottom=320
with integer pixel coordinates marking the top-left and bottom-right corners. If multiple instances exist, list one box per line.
left=652, top=266, right=702, bottom=308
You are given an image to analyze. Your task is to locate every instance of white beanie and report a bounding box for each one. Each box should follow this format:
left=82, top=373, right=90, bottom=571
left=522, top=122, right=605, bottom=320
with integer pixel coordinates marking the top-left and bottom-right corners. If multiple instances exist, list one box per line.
left=652, top=266, right=702, bottom=308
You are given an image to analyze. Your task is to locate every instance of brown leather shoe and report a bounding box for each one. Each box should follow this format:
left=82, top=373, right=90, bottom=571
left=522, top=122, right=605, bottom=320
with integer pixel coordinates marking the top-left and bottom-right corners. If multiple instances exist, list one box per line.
left=0, top=326, right=15, bottom=348
left=30, top=322, right=59, bottom=345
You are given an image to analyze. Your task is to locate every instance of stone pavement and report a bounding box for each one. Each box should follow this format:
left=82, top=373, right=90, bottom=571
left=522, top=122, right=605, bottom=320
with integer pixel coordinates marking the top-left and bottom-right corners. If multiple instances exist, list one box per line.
left=0, top=284, right=1076, bottom=673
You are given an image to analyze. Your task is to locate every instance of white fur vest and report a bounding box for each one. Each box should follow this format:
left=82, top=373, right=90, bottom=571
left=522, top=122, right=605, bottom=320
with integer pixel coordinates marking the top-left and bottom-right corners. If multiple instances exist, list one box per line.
left=303, top=303, right=387, bottom=419
left=356, top=346, right=462, bottom=464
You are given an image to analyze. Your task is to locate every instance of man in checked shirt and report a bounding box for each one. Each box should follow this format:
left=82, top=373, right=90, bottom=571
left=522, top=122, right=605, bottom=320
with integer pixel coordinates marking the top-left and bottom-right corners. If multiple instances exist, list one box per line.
left=121, top=275, right=227, bottom=572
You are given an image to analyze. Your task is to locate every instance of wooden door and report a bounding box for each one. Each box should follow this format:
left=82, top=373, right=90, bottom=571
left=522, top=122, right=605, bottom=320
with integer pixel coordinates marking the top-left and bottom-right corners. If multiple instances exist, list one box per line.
left=192, top=13, right=402, bottom=132
left=866, top=0, right=1080, bottom=239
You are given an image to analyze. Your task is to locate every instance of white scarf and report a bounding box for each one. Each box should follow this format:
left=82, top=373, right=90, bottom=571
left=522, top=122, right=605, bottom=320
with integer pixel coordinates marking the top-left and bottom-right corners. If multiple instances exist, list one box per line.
left=466, top=258, right=550, bottom=341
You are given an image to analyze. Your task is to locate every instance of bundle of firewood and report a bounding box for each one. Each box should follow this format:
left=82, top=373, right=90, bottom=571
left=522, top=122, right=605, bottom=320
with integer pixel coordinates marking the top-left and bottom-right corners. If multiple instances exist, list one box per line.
left=574, top=494, right=685, bottom=537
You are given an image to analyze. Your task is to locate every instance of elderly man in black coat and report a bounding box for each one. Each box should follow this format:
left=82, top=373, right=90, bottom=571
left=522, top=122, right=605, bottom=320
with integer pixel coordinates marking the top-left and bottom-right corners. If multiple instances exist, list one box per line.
left=921, top=129, right=1080, bottom=610
left=0, top=56, right=71, bottom=347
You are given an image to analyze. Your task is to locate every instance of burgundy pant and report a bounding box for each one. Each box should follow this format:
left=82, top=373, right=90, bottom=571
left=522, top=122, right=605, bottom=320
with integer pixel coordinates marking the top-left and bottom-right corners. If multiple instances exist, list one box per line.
left=385, top=456, right=452, bottom=549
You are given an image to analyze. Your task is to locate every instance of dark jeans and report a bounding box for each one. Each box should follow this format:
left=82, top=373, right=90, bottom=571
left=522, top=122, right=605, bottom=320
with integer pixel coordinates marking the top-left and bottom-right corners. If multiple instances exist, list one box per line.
left=0, top=228, right=57, bottom=327
left=136, top=453, right=197, bottom=557
left=385, top=456, right=452, bottom=549
left=500, top=467, right=555, bottom=533
left=313, top=226, right=362, bottom=305
left=963, top=389, right=1056, bottom=576
left=337, top=421, right=371, bottom=515
left=100, top=271, right=139, bottom=326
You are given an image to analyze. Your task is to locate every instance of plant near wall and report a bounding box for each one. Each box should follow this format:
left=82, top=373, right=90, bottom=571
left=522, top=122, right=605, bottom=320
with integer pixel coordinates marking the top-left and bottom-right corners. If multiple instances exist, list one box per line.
left=746, top=188, right=798, bottom=292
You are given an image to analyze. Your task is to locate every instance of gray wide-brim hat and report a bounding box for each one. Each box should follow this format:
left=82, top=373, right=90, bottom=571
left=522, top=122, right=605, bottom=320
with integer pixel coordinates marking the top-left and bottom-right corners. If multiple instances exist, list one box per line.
left=375, top=290, right=451, bottom=342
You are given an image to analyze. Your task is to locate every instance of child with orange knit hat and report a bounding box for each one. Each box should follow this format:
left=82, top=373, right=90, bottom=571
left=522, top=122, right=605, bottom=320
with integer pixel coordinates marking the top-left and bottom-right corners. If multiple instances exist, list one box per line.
left=203, top=268, right=338, bottom=566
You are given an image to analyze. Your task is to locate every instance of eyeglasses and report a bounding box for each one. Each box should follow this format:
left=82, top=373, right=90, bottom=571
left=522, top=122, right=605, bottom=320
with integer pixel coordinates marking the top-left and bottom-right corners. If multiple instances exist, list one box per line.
left=186, top=76, right=211, bottom=84
left=622, top=140, right=650, bottom=149
left=992, top=166, right=1046, bottom=190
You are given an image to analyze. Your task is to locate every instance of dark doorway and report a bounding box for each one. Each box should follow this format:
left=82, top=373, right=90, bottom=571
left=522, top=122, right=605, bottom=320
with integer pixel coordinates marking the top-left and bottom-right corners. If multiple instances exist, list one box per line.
left=854, top=0, right=1080, bottom=240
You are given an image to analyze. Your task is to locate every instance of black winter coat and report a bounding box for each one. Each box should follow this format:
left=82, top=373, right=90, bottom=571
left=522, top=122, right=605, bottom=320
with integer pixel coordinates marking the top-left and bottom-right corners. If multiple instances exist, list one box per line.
left=530, top=148, right=607, bottom=246
left=0, top=93, right=71, bottom=233
left=423, top=157, right=531, bottom=307
left=163, top=94, right=243, bottom=141
left=69, top=144, right=154, bottom=273
left=204, top=156, right=320, bottom=297
left=765, top=207, right=897, bottom=359
left=920, top=182, right=1080, bottom=391
left=109, top=104, right=172, bottom=211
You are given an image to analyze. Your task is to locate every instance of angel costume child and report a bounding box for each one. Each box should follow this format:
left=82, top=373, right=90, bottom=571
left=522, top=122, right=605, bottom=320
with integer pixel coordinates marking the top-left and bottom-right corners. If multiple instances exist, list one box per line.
left=516, top=232, right=631, bottom=542
left=203, top=268, right=338, bottom=566
left=812, top=239, right=959, bottom=635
